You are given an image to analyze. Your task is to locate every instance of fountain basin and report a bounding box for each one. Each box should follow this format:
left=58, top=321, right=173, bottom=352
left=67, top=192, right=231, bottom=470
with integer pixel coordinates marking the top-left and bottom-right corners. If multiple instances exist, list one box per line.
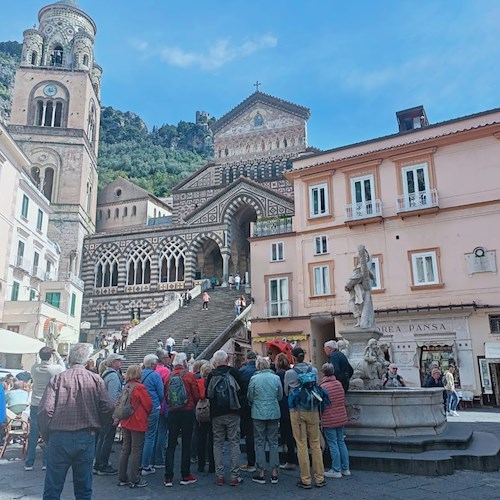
left=346, top=388, right=446, bottom=437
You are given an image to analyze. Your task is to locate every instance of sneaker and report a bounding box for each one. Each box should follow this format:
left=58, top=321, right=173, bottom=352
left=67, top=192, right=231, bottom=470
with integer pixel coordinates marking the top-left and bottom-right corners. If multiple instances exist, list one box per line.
left=42, top=466, right=47, bottom=471
left=316, top=480, right=327, bottom=488
left=270, top=476, right=279, bottom=484
left=341, top=469, right=351, bottom=476
left=296, top=480, right=312, bottom=489
left=164, top=478, right=173, bottom=487
left=117, top=481, right=129, bottom=486
left=252, top=475, right=266, bottom=484
left=24, top=466, right=34, bottom=471
left=129, top=480, right=148, bottom=488
left=240, top=464, right=256, bottom=473
left=180, top=475, right=198, bottom=485
left=451, top=410, right=460, bottom=417
left=325, top=469, right=342, bottom=478
left=230, top=477, right=243, bottom=486
left=141, top=466, right=156, bottom=476
left=279, top=463, right=296, bottom=470
left=215, top=476, right=224, bottom=486
left=97, top=465, right=118, bottom=476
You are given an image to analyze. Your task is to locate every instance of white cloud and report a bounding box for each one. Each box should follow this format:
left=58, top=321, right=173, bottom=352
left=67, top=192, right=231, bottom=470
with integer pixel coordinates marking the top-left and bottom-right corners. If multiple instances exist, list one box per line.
left=132, top=35, right=277, bottom=70
left=129, top=39, right=149, bottom=52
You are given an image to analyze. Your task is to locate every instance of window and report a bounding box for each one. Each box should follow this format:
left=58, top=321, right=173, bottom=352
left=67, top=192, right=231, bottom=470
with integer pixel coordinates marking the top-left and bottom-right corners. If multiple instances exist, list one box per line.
left=271, top=242, right=284, bottom=262
left=16, top=240, right=25, bottom=266
left=402, top=163, right=430, bottom=209
left=132, top=205, right=137, bottom=216
left=29, top=289, right=36, bottom=301
left=33, top=251, right=40, bottom=276
left=489, top=315, right=500, bottom=333
left=410, top=250, right=440, bottom=286
left=350, top=175, right=375, bottom=218
left=127, top=243, right=151, bottom=285
left=94, top=247, right=119, bottom=288
left=46, top=292, right=61, bottom=308
left=309, top=183, right=329, bottom=217
left=159, top=240, right=186, bottom=282
left=313, top=265, right=330, bottom=296
left=370, top=256, right=382, bottom=290
left=51, top=45, right=64, bottom=66
left=35, top=100, right=63, bottom=128
left=123, top=206, right=128, bottom=217
left=21, top=195, right=29, bottom=218
left=37, top=209, right=43, bottom=231
left=115, top=208, right=119, bottom=218
left=314, top=236, right=328, bottom=255
left=11, top=281, right=19, bottom=301
left=268, top=277, right=289, bottom=317
left=70, top=293, right=77, bottom=316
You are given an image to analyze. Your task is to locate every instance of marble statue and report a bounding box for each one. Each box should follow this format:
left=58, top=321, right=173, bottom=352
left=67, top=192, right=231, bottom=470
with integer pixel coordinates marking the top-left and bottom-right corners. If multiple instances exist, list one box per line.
left=345, top=244, right=376, bottom=329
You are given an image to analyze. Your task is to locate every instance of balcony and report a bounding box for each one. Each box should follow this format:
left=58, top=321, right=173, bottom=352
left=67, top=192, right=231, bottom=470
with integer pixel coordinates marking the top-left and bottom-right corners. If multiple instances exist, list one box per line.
left=265, top=299, right=292, bottom=318
left=14, top=255, right=31, bottom=273
left=397, top=189, right=439, bottom=214
left=253, top=216, right=293, bottom=237
left=344, top=200, right=383, bottom=225
left=32, top=265, right=45, bottom=281
left=44, top=271, right=57, bottom=281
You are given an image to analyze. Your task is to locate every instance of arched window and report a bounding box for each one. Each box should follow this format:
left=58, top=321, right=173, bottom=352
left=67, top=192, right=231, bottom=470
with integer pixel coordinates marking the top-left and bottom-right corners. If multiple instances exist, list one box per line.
left=35, top=99, right=63, bottom=128
left=31, top=51, right=37, bottom=65
left=86, top=182, right=92, bottom=213
left=43, top=168, right=54, bottom=201
left=132, top=205, right=137, bottom=216
left=51, top=45, right=64, bottom=66
left=107, top=209, right=110, bottom=219
left=98, top=210, right=102, bottom=220
left=123, top=206, right=128, bottom=217
left=127, top=243, right=151, bottom=285
left=94, top=248, right=119, bottom=288
left=87, top=102, right=96, bottom=144
left=115, top=208, right=119, bottom=218
left=159, top=240, right=186, bottom=283
left=83, top=54, right=89, bottom=66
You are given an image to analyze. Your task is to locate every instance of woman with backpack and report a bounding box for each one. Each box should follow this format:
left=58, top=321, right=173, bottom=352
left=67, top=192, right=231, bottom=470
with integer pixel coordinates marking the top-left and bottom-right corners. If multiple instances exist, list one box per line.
left=196, top=362, right=215, bottom=473
left=319, top=363, right=351, bottom=479
left=117, top=365, right=153, bottom=489
left=247, top=356, right=283, bottom=485
left=284, top=347, right=326, bottom=489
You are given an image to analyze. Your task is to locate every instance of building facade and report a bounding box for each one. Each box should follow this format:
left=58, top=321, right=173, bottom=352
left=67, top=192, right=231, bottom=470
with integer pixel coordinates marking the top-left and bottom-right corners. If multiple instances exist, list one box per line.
left=80, top=91, right=311, bottom=340
left=250, top=105, right=500, bottom=404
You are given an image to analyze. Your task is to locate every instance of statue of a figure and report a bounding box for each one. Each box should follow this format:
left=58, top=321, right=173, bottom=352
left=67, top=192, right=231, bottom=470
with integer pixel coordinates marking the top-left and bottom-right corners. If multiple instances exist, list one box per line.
left=363, top=338, right=381, bottom=380
left=345, top=244, right=376, bottom=329
left=337, top=339, right=351, bottom=358
left=377, top=342, right=391, bottom=379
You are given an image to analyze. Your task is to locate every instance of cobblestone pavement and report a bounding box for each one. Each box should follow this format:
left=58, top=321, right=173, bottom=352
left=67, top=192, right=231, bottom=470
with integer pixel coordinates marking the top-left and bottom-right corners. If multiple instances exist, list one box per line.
left=0, top=408, right=498, bottom=500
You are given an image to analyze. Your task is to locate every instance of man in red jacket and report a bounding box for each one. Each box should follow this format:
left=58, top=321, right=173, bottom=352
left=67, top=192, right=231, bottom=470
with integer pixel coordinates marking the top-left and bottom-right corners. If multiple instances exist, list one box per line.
left=163, top=352, right=200, bottom=487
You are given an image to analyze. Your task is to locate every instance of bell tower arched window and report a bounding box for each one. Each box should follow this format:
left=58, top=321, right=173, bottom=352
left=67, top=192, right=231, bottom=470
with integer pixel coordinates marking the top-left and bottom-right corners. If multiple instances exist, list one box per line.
left=35, top=99, right=63, bottom=128
left=43, top=168, right=55, bottom=201
left=51, top=45, right=64, bottom=66
left=31, top=51, right=37, bottom=65
left=83, top=54, right=89, bottom=66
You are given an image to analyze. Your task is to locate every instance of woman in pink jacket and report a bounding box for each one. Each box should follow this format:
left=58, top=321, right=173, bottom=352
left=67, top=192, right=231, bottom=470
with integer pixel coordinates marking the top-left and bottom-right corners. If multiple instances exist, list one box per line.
left=319, top=363, right=350, bottom=479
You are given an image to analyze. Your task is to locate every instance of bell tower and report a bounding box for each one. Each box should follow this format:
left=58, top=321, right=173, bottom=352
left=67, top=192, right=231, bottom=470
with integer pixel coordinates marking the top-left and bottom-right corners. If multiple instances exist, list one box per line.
left=8, top=0, right=102, bottom=279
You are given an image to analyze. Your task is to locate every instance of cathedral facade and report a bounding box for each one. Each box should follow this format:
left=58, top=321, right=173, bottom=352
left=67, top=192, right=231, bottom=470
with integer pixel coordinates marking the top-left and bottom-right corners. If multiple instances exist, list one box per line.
left=80, top=92, right=311, bottom=338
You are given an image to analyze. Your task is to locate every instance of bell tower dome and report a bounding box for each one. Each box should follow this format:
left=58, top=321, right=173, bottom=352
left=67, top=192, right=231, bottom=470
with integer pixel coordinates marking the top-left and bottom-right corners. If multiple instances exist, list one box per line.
left=8, top=0, right=101, bottom=280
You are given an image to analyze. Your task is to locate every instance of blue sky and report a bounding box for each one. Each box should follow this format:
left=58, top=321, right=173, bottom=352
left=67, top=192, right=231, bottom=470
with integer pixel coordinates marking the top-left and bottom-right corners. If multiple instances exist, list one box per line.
left=2, top=1, right=500, bottom=150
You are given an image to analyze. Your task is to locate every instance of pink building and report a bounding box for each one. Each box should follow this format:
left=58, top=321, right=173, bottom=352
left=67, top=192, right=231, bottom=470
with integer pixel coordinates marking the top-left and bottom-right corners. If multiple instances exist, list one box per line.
left=250, top=105, right=500, bottom=405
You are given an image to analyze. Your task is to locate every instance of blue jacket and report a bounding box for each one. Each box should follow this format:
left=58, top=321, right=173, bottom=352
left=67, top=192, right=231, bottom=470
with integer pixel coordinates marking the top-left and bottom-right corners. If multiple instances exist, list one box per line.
left=239, top=360, right=256, bottom=407
left=247, top=369, right=283, bottom=421
left=141, top=368, right=164, bottom=409
left=0, top=384, right=5, bottom=424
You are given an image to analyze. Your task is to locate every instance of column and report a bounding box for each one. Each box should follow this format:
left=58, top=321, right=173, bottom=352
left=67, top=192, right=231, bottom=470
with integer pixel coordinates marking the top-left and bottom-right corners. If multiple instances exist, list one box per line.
left=221, top=249, right=230, bottom=287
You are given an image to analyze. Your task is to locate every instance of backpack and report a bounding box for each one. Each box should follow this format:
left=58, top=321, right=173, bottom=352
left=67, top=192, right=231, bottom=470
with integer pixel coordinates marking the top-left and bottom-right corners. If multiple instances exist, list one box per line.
left=208, top=371, right=241, bottom=410
left=167, top=370, right=189, bottom=409
left=195, top=398, right=211, bottom=422
left=288, top=366, right=330, bottom=411
left=114, top=382, right=138, bottom=420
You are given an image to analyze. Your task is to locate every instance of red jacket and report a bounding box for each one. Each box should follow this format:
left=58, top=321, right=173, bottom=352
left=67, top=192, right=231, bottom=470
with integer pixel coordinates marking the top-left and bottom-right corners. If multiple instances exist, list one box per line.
left=164, top=367, right=200, bottom=411
left=121, top=382, right=153, bottom=432
left=196, top=376, right=206, bottom=399
left=319, top=375, right=348, bottom=428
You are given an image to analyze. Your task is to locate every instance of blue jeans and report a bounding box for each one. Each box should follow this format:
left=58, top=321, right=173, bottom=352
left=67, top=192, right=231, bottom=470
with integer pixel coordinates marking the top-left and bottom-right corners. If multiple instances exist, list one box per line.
left=323, top=426, right=350, bottom=473
left=154, top=413, right=168, bottom=466
left=253, top=419, right=279, bottom=471
left=26, top=405, right=47, bottom=468
left=141, top=408, right=159, bottom=468
left=446, top=390, right=459, bottom=412
left=43, top=430, right=95, bottom=500
left=94, top=419, right=116, bottom=470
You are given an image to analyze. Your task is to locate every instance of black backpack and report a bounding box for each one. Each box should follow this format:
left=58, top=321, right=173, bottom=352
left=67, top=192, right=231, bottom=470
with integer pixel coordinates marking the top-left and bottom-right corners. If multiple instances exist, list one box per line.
left=208, top=371, right=241, bottom=410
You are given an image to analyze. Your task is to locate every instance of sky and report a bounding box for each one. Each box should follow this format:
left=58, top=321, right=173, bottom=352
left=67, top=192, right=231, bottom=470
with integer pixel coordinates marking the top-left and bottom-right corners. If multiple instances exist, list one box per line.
left=2, top=0, right=500, bottom=151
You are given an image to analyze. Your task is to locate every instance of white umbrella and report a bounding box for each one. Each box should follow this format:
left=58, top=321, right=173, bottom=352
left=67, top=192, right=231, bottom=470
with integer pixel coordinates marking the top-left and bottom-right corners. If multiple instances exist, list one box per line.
left=0, top=328, right=46, bottom=354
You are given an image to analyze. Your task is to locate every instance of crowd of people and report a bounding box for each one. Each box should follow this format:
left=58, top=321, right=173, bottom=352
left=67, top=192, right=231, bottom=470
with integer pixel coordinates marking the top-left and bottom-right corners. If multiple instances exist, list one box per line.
left=0, top=336, right=463, bottom=498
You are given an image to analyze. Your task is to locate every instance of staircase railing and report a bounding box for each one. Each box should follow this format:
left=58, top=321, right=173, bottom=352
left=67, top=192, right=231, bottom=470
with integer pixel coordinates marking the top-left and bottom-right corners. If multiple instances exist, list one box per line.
left=197, top=303, right=252, bottom=361
left=127, top=281, right=208, bottom=345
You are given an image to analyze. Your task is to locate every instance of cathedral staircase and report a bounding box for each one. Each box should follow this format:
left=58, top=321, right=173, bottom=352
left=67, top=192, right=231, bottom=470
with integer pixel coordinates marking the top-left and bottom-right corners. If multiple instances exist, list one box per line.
left=121, top=287, right=246, bottom=368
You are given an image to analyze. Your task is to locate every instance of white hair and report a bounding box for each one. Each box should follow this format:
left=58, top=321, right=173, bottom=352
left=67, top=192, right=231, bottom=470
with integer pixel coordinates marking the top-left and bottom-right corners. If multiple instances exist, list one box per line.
left=212, top=349, right=228, bottom=366
left=68, top=343, right=92, bottom=365
left=143, top=354, right=159, bottom=368
left=173, top=352, right=187, bottom=368
left=324, top=340, right=338, bottom=350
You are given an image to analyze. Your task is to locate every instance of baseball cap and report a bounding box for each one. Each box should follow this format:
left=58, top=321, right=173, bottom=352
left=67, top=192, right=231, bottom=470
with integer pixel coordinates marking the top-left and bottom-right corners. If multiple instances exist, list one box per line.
left=246, top=351, right=257, bottom=360
left=106, top=353, right=125, bottom=363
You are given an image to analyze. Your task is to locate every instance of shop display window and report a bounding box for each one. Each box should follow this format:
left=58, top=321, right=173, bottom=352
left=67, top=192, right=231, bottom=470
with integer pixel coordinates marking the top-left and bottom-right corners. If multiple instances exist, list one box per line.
left=420, top=345, right=460, bottom=387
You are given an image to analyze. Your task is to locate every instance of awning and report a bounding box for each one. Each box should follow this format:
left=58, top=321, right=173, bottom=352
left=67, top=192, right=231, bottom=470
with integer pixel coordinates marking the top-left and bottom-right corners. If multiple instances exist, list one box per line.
left=0, top=328, right=46, bottom=354
left=415, top=340, right=455, bottom=348
left=253, top=334, right=308, bottom=343
left=234, top=340, right=252, bottom=350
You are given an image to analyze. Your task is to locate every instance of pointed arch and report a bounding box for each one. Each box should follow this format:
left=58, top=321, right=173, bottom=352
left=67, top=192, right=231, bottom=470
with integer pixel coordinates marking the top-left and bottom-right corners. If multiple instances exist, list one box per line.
left=221, top=194, right=265, bottom=225
left=93, top=245, right=120, bottom=288
left=158, top=237, right=187, bottom=283
left=125, top=241, right=153, bottom=285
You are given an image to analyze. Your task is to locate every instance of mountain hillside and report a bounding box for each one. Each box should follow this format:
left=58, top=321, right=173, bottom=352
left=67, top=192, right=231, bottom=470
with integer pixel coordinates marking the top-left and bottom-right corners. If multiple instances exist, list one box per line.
left=0, top=41, right=214, bottom=197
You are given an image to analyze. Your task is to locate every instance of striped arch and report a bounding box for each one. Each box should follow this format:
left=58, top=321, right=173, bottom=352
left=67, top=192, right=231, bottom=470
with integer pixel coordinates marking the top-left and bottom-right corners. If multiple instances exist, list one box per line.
left=185, top=232, right=225, bottom=285
left=221, top=194, right=264, bottom=226
left=157, top=236, right=188, bottom=283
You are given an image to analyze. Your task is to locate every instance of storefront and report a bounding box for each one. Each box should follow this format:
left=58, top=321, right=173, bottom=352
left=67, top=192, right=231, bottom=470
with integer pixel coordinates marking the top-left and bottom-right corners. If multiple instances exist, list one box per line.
left=483, top=342, right=500, bottom=405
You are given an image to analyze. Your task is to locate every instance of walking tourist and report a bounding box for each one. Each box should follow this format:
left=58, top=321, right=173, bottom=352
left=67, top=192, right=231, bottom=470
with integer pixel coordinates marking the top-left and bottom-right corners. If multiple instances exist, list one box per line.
left=444, top=365, right=460, bottom=416
left=165, top=335, right=175, bottom=354
left=239, top=351, right=257, bottom=473
left=324, top=340, right=353, bottom=393
left=234, top=273, right=241, bottom=290
left=228, top=274, right=235, bottom=289
left=196, top=362, right=214, bottom=473
left=202, top=291, right=210, bottom=310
